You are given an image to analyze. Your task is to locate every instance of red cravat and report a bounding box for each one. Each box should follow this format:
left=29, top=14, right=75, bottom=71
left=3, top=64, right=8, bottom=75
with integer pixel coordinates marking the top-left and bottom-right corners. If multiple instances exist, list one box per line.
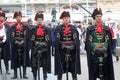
left=64, top=23, right=69, bottom=35
left=96, top=23, right=103, bottom=34
left=36, top=24, right=44, bottom=36
left=0, top=22, right=3, bottom=29
left=16, top=23, right=22, bottom=33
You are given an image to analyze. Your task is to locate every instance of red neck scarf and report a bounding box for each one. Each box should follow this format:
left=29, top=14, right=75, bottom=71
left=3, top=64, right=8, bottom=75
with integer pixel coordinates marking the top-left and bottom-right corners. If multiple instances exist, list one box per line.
left=36, top=24, right=44, bottom=37
left=96, top=23, right=103, bottom=34
left=16, top=23, right=22, bottom=33
left=0, top=22, right=3, bottom=29
left=64, top=23, right=69, bottom=35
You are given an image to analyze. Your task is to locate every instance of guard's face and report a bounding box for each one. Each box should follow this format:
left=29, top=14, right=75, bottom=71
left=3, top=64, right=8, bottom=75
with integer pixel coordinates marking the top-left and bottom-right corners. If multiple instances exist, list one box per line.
left=95, top=14, right=102, bottom=23
left=62, top=17, right=70, bottom=24
left=15, top=16, right=22, bottom=23
left=0, top=16, right=5, bottom=22
left=36, top=18, right=43, bottom=25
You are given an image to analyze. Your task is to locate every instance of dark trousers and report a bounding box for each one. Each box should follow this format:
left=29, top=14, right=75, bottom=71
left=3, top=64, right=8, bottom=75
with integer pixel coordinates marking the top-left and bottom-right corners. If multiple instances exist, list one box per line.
left=57, top=72, right=77, bottom=80
left=13, top=66, right=27, bottom=77
left=4, top=60, right=9, bottom=72
left=57, top=62, right=77, bottom=80
left=32, top=54, right=47, bottom=80
left=91, top=62, right=109, bottom=80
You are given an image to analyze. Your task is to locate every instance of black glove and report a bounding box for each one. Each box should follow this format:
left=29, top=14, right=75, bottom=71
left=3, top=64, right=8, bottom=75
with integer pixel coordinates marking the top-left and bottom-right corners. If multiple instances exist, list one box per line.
left=34, top=41, right=40, bottom=46
left=61, top=44, right=74, bottom=50
left=95, top=47, right=106, bottom=57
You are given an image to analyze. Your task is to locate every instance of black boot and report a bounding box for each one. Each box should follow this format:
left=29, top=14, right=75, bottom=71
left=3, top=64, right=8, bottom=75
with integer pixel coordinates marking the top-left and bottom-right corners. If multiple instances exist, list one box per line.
left=5, top=60, right=10, bottom=75
left=57, top=74, right=62, bottom=80
left=43, top=73, right=47, bottom=80
left=33, top=69, right=37, bottom=80
left=23, top=67, right=28, bottom=79
left=11, top=74, right=17, bottom=79
left=72, top=73, right=77, bottom=80
left=23, top=74, right=28, bottom=79
left=116, top=56, right=119, bottom=61
left=6, top=70, right=10, bottom=75
left=73, top=77, right=77, bottom=80
left=11, top=68, right=17, bottom=79
left=6, top=66, right=10, bottom=75
left=33, top=73, right=37, bottom=80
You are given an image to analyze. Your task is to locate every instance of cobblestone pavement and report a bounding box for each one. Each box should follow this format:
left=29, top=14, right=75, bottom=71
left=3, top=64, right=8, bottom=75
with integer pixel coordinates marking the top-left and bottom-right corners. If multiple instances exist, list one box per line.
left=0, top=54, right=120, bottom=80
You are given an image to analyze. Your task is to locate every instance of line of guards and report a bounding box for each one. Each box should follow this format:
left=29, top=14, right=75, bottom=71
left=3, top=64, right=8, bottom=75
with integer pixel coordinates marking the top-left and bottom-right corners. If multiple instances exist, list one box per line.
left=0, top=8, right=115, bottom=80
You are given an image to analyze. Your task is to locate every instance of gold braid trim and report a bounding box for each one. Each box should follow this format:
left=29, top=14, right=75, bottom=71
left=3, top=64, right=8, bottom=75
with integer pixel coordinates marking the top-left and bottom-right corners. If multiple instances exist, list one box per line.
left=73, top=33, right=77, bottom=40
left=31, top=35, right=35, bottom=41
left=89, top=35, right=93, bottom=42
left=12, top=32, right=15, bottom=37
left=105, top=35, right=109, bottom=42
left=57, top=33, right=60, bottom=39
left=45, top=35, right=49, bottom=41
left=24, top=30, right=26, bottom=35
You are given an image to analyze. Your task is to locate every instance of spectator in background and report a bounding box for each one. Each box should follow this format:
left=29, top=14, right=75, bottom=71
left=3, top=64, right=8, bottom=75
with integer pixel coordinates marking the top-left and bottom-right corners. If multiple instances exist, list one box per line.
left=117, top=23, right=120, bottom=46
left=110, top=22, right=119, bottom=61
left=105, top=19, right=119, bottom=61
left=27, top=18, right=33, bottom=26
left=77, top=25, right=86, bottom=54
left=51, top=8, right=57, bottom=22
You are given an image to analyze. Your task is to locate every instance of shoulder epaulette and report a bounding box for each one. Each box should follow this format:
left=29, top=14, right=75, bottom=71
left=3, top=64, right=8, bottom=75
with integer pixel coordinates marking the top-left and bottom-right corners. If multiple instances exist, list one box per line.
left=88, top=24, right=96, bottom=30
left=102, top=24, right=110, bottom=30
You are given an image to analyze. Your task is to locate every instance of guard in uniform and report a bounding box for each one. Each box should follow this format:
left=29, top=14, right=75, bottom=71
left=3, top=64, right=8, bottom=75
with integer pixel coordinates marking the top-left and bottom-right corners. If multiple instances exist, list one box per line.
left=54, top=11, right=81, bottom=80
left=30, top=12, right=51, bottom=80
left=85, top=8, right=115, bottom=80
left=10, top=11, right=29, bottom=79
left=0, top=11, right=10, bottom=74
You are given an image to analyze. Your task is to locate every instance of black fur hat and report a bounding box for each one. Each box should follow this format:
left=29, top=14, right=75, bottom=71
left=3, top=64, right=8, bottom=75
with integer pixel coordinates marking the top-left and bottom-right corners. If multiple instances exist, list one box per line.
left=0, top=8, right=2, bottom=10
left=91, top=8, right=102, bottom=20
left=0, top=11, right=5, bottom=18
left=34, top=12, right=44, bottom=21
left=59, top=11, right=70, bottom=19
left=13, top=11, right=22, bottom=19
